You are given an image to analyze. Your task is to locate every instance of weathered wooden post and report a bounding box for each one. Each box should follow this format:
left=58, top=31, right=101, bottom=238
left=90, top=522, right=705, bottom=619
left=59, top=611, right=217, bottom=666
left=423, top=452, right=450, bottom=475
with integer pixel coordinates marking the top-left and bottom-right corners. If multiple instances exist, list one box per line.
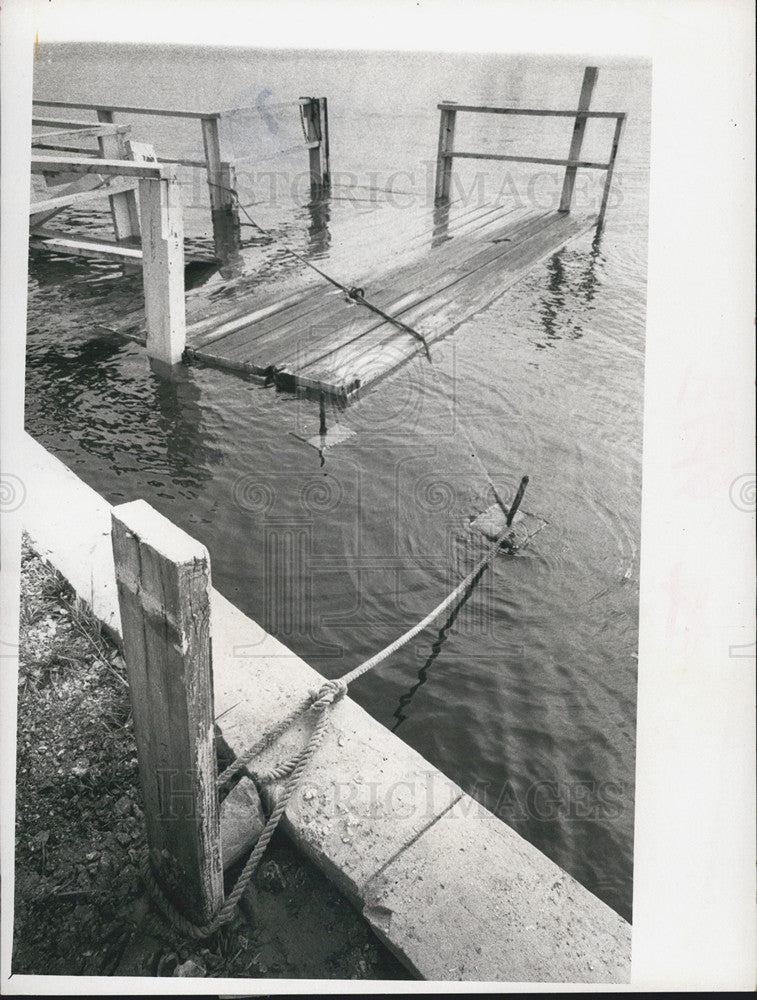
left=299, top=97, right=330, bottom=191
left=201, top=114, right=241, bottom=257
left=317, top=97, right=331, bottom=187
left=434, top=102, right=457, bottom=204
left=136, top=158, right=187, bottom=365
left=212, top=160, right=242, bottom=265
left=111, top=499, right=223, bottom=923
left=558, top=66, right=598, bottom=214
left=596, top=113, right=626, bottom=232
left=95, top=109, right=141, bottom=241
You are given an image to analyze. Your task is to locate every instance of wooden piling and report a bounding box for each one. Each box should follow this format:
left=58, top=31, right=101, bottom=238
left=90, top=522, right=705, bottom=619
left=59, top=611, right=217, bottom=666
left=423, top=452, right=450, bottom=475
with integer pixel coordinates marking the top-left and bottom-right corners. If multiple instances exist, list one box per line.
left=201, top=114, right=241, bottom=256
left=95, top=110, right=140, bottom=240
left=558, top=67, right=598, bottom=213
left=318, top=97, right=331, bottom=187
left=136, top=161, right=186, bottom=365
left=111, top=499, right=223, bottom=923
left=300, top=97, right=330, bottom=190
left=212, top=161, right=242, bottom=265
left=434, top=103, right=457, bottom=204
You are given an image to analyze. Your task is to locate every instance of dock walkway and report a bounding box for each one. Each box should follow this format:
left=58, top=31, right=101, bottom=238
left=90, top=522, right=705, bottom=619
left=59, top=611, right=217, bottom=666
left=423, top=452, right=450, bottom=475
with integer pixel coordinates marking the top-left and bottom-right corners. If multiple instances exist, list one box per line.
left=113, top=198, right=597, bottom=398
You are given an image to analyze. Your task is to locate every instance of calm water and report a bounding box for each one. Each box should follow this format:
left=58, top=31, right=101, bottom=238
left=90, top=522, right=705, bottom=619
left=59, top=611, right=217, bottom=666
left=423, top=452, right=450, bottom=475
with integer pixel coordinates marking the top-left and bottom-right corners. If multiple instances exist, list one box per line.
left=28, top=44, right=649, bottom=921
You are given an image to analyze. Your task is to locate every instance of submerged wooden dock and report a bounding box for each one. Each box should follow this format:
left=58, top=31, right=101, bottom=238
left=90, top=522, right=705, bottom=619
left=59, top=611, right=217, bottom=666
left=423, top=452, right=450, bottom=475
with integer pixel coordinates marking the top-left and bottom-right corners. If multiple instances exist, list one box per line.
left=32, top=67, right=625, bottom=395
left=179, top=203, right=597, bottom=398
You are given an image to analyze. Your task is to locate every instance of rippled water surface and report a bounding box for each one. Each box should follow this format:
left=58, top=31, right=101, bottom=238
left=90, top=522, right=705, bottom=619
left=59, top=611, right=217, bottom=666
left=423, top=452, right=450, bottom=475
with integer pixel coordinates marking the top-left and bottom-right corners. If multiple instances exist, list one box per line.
left=28, top=44, right=650, bottom=921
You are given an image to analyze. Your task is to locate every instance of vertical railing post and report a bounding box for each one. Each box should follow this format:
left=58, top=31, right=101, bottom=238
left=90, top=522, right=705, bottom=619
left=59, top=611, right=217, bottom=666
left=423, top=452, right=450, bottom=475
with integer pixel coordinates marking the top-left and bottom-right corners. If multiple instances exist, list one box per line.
left=317, top=97, right=330, bottom=187
left=138, top=163, right=186, bottom=365
left=201, top=114, right=240, bottom=257
left=111, top=499, right=223, bottom=923
left=214, top=160, right=242, bottom=267
left=434, top=103, right=457, bottom=205
left=558, top=66, right=598, bottom=213
left=596, top=113, right=625, bottom=233
left=95, top=109, right=140, bottom=240
left=299, top=97, right=330, bottom=192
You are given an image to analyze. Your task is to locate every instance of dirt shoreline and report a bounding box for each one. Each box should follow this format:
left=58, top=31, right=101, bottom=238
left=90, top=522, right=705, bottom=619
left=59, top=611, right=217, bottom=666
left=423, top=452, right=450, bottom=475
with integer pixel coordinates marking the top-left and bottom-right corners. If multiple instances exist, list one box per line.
left=13, top=536, right=408, bottom=980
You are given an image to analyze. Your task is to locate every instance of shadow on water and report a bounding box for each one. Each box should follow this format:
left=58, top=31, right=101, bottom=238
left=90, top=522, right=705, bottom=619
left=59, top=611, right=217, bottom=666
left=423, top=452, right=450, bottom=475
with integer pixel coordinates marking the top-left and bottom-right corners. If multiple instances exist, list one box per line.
left=26, top=337, right=223, bottom=493
left=147, top=359, right=225, bottom=489
left=391, top=562, right=489, bottom=733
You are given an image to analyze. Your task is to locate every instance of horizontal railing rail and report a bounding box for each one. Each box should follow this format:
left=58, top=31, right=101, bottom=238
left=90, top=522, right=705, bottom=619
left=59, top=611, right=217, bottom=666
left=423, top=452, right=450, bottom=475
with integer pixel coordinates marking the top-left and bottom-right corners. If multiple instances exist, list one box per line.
left=440, top=151, right=612, bottom=169
left=437, top=102, right=625, bottom=120
left=33, top=98, right=221, bottom=120
left=31, top=154, right=171, bottom=179
left=434, top=68, right=625, bottom=231
left=33, top=95, right=331, bottom=248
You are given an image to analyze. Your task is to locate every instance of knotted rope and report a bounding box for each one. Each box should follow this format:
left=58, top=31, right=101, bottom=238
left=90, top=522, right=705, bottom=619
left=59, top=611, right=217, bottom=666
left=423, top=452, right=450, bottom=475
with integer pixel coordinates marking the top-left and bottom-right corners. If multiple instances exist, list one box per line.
left=141, top=514, right=524, bottom=939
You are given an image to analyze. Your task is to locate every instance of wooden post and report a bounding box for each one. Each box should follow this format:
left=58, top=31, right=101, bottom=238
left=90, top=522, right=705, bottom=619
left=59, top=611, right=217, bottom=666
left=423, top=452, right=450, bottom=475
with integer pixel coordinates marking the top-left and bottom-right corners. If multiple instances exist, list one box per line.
left=96, top=110, right=140, bottom=240
left=317, top=97, right=330, bottom=187
left=558, top=66, right=598, bottom=213
left=434, top=104, right=457, bottom=204
left=299, top=97, right=330, bottom=191
left=201, top=115, right=240, bottom=257
left=596, top=114, right=625, bottom=232
left=111, top=499, right=223, bottom=923
left=137, top=162, right=186, bottom=365
left=213, top=161, right=242, bottom=265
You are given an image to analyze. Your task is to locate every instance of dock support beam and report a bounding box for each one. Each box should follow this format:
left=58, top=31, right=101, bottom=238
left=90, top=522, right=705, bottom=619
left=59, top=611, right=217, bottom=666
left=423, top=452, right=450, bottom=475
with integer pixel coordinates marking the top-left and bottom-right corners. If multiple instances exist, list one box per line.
left=138, top=164, right=186, bottom=365
left=95, top=110, right=141, bottom=241
left=111, top=499, right=223, bottom=925
left=299, top=97, right=330, bottom=192
left=558, top=66, right=598, bottom=214
left=434, top=103, right=457, bottom=204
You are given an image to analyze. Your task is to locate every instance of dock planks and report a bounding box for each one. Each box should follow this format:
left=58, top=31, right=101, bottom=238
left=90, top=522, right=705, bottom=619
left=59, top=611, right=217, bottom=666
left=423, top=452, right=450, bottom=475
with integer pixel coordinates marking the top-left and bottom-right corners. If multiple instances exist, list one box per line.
left=111, top=199, right=597, bottom=398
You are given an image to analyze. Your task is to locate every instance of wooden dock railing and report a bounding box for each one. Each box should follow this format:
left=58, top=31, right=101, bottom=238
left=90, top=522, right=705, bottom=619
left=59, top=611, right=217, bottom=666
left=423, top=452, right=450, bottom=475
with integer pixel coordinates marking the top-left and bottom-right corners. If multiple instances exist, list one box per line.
left=31, top=152, right=187, bottom=365
left=434, top=66, right=625, bottom=229
left=33, top=97, right=331, bottom=242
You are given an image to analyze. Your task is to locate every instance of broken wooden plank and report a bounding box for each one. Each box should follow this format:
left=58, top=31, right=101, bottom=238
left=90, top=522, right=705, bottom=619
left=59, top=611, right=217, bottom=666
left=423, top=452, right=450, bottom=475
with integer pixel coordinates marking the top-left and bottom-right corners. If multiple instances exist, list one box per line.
left=29, top=177, right=138, bottom=216
left=29, top=231, right=143, bottom=261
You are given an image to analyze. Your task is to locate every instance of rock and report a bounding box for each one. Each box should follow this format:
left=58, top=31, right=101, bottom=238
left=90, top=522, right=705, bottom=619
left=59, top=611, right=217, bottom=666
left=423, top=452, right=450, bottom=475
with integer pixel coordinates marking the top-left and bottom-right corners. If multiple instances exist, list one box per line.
left=115, top=794, right=131, bottom=816
left=173, top=957, right=206, bottom=977
left=219, top=776, right=265, bottom=869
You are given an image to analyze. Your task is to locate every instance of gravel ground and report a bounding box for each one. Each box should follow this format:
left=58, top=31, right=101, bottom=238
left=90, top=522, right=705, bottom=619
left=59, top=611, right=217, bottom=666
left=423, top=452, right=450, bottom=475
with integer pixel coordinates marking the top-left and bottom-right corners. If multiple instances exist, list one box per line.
left=13, top=536, right=408, bottom=980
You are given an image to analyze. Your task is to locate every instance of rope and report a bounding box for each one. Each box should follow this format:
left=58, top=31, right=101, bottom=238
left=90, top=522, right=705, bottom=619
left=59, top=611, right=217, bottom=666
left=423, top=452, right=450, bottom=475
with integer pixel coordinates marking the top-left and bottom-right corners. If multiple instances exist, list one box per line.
left=209, top=182, right=433, bottom=360
left=141, top=514, right=518, bottom=939
left=142, top=183, right=534, bottom=939
left=209, top=181, right=517, bottom=515
left=142, top=678, right=346, bottom=940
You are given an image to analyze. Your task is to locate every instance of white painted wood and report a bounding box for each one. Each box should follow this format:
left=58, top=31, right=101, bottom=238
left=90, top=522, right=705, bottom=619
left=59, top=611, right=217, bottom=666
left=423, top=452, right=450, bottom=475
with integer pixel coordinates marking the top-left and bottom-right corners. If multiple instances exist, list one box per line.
left=96, top=111, right=140, bottom=240
left=29, top=177, right=138, bottom=216
left=31, top=155, right=165, bottom=178
left=136, top=158, right=186, bottom=365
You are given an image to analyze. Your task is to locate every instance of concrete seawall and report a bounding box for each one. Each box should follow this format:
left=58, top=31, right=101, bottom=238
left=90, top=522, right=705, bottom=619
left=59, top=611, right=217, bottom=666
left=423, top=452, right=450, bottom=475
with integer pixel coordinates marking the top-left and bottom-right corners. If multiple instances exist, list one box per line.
left=19, top=432, right=632, bottom=983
